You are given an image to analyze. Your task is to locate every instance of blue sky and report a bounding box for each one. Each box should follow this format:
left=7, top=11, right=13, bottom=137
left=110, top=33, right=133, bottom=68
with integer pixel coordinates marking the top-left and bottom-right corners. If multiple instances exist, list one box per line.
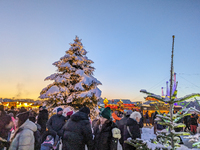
left=0, top=0, right=200, bottom=101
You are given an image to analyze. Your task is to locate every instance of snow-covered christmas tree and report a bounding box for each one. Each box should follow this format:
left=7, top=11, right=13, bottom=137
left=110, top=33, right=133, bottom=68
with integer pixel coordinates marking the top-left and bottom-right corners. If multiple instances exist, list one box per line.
left=39, top=36, right=102, bottom=112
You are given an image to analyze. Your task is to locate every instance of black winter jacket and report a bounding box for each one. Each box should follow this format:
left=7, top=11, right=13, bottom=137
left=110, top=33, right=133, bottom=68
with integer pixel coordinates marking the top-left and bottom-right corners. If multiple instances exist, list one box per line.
left=0, top=111, right=12, bottom=148
left=124, top=118, right=141, bottom=150
left=190, top=115, right=198, bottom=126
left=93, top=120, right=118, bottom=150
left=37, top=109, right=48, bottom=133
left=62, top=111, right=93, bottom=150
left=117, top=115, right=129, bottom=146
left=47, top=114, right=66, bottom=134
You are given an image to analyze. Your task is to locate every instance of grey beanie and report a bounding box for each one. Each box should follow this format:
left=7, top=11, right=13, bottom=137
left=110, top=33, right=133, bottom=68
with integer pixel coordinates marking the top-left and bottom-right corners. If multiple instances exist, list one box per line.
left=126, top=110, right=133, bottom=116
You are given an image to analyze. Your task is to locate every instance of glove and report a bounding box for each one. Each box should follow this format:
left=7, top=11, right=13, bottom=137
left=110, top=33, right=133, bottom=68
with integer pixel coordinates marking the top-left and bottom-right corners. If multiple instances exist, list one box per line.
left=127, top=137, right=132, bottom=141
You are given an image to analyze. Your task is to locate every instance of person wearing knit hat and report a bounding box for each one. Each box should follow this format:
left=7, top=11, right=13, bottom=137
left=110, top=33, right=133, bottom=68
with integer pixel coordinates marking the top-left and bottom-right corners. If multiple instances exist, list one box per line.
left=47, top=107, right=67, bottom=136
left=67, top=111, right=73, bottom=116
left=57, top=107, right=63, bottom=114
left=37, top=105, right=49, bottom=135
left=9, top=111, right=37, bottom=150
left=66, top=111, right=73, bottom=120
left=93, top=107, right=121, bottom=150
left=100, top=107, right=111, bottom=120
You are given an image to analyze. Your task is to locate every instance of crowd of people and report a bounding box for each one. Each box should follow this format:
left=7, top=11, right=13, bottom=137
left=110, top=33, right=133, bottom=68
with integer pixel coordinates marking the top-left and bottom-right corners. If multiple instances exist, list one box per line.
left=148, top=111, right=199, bottom=135
left=1, top=104, right=200, bottom=150
left=0, top=105, right=144, bottom=150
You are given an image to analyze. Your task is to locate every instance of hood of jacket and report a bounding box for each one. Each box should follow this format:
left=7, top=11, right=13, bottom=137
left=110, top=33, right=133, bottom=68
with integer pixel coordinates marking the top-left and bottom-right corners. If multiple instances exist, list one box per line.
left=70, top=111, right=89, bottom=122
left=126, top=118, right=138, bottom=126
left=20, top=119, right=37, bottom=132
left=40, top=109, right=48, bottom=115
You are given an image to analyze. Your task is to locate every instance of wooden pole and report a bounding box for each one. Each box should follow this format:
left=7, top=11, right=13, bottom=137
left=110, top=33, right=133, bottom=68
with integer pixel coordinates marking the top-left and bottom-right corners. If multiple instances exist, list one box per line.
left=170, top=35, right=175, bottom=149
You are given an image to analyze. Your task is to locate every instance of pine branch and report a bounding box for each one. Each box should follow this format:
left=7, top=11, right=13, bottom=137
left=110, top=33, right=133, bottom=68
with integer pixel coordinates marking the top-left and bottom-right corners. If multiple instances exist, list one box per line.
left=174, top=93, right=200, bottom=103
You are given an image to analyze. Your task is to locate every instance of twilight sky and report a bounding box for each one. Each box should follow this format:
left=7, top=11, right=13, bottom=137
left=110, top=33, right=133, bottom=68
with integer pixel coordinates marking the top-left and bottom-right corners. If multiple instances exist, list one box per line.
left=0, top=0, right=200, bottom=102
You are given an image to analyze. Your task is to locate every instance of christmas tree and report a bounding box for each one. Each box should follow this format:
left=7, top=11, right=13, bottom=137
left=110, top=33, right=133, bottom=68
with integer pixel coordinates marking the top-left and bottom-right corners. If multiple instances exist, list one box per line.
left=140, top=36, right=200, bottom=149
left=126, top=36, right=200, bottom=150
left=39, top=36, right=102, bottom=112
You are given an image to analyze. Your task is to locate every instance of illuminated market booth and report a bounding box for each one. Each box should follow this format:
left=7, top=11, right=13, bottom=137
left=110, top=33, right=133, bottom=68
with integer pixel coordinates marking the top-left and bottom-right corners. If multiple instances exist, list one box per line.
left=0, top=98, right=41, bottom=109
left=102, top=98, right=141, bottom=112
left=141, top=74, right=182, bottom=124
left=141, top=96, right=182, bottom=123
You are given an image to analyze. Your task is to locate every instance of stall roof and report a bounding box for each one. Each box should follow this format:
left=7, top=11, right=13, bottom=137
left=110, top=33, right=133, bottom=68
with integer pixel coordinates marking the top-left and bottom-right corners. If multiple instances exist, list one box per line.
left=99, top=99, right=135, bottom=104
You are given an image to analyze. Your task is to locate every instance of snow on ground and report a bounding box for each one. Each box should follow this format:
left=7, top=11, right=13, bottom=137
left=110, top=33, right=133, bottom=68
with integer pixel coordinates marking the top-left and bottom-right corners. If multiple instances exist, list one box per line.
left=141, top=127, right=199, bottom=150
left=141, top=127, right=157, bottom=141
left=71, top=127, right=200, bottom=150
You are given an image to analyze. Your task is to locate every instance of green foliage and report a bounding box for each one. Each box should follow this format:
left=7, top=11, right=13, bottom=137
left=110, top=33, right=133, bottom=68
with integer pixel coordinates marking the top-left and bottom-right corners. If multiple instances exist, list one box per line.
left=140, top=90, right=200, bottom=150
left=125, top=139, right=150, bottom=150
left=193, top=142, right=200, bottom=148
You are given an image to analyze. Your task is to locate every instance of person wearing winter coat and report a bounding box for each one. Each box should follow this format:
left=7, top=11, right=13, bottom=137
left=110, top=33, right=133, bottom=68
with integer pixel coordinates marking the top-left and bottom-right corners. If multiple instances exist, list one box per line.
left=174, top=112, right=184, bottom=132
left=153, top=111, right=158, bottom=134
left=37, top=106, right=49, bottom=135
left=7, top=106, right=17, bottom=118
left=190, top=113, right=198, bottom=134
left=124, top=111, right=142, bottom=150
left=184, top=115, right=191, bottom=132
left=117, top=110, right=132, bottom=149
left=0, top=105, right=13, bottom=150
left=65, top=111, right=73, bottom=120
left=18, top=107, right=27, bottom=114
left=145, top=111, right=150, bottom=126
left=8, top=113, right=16, bottom=132
left=93, top=107, right=121, bottom=150
left=47, top=107, right=66, bottom=136
left=62, top=106, right=93, bottom=150
left=9, top=111, right=37, bottom=150
left=112, top=111, right=121, bottom=124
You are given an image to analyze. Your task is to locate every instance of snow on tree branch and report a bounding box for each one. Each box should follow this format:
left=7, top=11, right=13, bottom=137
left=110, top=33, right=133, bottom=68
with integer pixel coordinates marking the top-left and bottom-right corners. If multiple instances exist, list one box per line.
left=39, top=36, right=102, bottom=110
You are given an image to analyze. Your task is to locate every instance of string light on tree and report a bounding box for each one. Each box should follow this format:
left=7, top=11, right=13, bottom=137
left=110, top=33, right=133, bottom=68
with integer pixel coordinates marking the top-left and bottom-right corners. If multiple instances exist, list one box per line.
left=39, top=36, right=102, bottom=115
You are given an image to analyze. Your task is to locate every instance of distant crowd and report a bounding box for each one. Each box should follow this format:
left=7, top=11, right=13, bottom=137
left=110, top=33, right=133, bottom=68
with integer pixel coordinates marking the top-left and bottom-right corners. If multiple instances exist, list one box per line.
left=0, top=105, right=144, bottom=150
left=145, top=110, right=199, bottom=135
